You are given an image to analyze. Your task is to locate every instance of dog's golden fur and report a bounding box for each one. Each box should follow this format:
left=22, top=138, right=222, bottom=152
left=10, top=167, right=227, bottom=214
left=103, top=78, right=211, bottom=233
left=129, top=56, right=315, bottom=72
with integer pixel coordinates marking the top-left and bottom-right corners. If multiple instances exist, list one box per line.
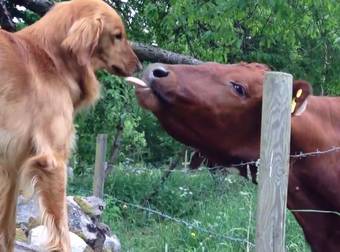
left=0, top=0, right=140, bottom=250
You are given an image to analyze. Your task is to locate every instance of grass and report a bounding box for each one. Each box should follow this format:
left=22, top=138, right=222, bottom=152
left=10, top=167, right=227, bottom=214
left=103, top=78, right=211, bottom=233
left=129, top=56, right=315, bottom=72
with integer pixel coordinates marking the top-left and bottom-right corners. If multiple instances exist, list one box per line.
left=69, top=164, right=310, bottom=252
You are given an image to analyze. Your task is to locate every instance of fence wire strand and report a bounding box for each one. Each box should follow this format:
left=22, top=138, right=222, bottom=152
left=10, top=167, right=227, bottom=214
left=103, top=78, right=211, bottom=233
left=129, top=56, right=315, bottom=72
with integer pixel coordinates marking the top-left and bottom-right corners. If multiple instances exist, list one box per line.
left=122, top=145, right=340, bottom=175
left=107, top=142, right=340, bottom=250
left=109, top=196, right=255, bottom=247
left=291, top=209, right=340, bottom=216
left=290, top=146, right=340, bottom=158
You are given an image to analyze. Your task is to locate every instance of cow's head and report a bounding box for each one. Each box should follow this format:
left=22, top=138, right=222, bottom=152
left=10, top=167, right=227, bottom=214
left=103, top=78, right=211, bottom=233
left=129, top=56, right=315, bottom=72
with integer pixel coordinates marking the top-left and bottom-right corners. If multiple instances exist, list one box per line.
left=135, top=63, right=311, bottom=166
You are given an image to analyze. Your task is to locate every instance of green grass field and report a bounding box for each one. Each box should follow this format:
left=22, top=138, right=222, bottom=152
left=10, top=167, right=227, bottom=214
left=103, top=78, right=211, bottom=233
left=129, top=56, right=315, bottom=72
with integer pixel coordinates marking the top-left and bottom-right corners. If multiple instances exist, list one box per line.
left=69, top=164, right=310, bottom=252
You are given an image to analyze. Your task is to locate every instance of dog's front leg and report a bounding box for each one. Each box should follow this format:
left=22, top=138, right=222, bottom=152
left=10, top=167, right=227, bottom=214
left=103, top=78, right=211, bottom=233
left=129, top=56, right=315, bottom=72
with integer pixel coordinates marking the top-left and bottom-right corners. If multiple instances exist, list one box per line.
left=0, top=167, right=18, bottom=252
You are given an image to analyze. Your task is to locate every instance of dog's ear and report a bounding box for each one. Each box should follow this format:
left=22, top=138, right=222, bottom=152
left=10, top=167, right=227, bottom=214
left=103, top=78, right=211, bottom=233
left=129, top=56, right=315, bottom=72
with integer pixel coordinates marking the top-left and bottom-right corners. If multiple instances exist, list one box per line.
left=62, top=16, right=103, bottom=66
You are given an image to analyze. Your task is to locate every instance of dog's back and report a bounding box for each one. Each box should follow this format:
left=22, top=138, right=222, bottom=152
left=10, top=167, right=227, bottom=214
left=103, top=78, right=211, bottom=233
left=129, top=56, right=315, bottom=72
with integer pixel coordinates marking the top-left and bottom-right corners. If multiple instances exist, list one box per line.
left=0, top=30, right=32, bottom=166
left=0, top=30, right=30, bottom=85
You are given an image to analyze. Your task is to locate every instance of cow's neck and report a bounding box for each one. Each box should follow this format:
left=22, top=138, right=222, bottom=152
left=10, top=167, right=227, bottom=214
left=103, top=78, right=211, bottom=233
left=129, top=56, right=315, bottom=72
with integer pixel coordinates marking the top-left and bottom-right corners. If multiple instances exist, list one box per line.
left=288, top=95, right=340, bottom=252
left=291, top=95, right=340, bottom=153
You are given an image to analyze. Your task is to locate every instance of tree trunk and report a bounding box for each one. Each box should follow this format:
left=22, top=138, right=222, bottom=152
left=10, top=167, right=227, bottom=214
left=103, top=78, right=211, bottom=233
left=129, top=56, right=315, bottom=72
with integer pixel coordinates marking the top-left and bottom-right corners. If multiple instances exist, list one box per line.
left=105, top=115, right=125, bottom=177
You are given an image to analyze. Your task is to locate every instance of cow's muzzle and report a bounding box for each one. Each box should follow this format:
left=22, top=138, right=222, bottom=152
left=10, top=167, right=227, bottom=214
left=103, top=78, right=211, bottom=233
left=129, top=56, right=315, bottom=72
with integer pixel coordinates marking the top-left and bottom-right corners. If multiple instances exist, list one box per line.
left=142, top=63, right=175, bottom=104
left=143, top=63, right=170, bottom=86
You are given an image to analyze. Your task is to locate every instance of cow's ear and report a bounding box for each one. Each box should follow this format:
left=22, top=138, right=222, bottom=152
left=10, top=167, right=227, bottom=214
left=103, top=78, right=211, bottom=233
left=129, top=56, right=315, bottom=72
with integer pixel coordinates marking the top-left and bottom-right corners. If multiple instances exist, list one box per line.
left=291, top=80, right=312, bottom=116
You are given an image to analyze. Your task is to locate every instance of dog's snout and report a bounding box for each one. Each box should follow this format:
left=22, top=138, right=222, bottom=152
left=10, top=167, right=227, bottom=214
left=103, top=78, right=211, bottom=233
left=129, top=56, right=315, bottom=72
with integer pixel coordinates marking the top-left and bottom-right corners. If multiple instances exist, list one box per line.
left=152, top=67, right=169, bottom=78
left=137, top=61, right=143, bottom=71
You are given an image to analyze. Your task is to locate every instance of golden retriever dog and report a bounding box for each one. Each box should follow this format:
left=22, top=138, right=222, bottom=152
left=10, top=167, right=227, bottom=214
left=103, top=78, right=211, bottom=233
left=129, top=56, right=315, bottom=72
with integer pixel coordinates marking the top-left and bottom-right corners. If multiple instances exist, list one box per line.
left=0, top=0, right=140, bottom=250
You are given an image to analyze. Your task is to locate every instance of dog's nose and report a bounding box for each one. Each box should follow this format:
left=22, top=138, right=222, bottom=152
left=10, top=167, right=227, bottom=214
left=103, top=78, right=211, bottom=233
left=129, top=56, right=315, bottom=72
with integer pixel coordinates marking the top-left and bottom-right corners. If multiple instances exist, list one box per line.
left=137, top=61, right=143, bottom=71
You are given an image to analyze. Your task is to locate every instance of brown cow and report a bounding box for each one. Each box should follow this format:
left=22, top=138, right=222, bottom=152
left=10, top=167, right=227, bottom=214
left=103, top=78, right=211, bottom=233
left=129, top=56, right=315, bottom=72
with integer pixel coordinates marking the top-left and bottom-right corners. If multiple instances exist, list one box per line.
left=134, top=62, right=340, bottom=252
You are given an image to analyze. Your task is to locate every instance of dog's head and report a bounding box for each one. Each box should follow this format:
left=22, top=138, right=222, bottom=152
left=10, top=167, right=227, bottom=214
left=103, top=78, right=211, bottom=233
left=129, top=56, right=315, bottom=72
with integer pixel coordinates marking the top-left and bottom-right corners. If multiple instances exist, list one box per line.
left=61, top=0, right=141, bottom=76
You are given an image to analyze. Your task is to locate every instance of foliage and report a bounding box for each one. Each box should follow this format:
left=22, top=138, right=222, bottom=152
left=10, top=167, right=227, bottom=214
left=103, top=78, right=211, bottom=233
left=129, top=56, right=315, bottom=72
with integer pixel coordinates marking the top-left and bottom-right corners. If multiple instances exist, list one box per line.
left=14, top=0, right=340, bottom=170
left=68, top=0, right=340, bottom=173
left=70, top=0, right=340, bottom=172
left=121, top=0, right=340, bottom=95
left=72, top=71, right=179, bottom=174
left=68, top=165, right=310, bottom=251
left=15, top=2, right=339, bottom=250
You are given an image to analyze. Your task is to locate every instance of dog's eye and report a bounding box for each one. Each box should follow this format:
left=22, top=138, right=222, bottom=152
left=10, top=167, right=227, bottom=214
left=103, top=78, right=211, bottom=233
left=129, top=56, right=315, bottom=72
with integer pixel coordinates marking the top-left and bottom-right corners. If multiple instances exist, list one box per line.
left=114, top=33, right=122, bottom=40
left=230, top=81, right=247, bottom=97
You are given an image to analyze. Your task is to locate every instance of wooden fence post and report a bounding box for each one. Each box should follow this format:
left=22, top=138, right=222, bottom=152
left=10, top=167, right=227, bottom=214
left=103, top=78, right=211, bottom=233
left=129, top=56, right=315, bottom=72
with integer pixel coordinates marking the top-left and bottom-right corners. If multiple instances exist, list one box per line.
left=255, top=72, right=293, bottom=252
left=93, top=134, right=108, bottom=199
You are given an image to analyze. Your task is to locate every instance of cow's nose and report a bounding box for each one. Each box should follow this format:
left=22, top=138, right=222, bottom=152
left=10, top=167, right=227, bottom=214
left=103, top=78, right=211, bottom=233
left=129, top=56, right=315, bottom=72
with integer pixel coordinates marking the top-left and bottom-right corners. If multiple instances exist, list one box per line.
left=152, top=67, right=169, bottom=78
left=146, top=64, right=169, bottom=80
left=143, top=64, right=170, bottom=86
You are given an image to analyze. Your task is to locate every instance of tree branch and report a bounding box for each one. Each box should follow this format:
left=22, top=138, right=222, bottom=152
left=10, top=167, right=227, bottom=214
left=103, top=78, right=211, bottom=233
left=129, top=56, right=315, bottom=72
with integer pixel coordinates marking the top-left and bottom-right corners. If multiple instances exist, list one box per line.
left=1, top=0, right=203, bottom=65
left=131, top=42, right=203, bottom=65
left=0, top=0, right=16, bottom=31
left=12, top=0, right=54, bottom=16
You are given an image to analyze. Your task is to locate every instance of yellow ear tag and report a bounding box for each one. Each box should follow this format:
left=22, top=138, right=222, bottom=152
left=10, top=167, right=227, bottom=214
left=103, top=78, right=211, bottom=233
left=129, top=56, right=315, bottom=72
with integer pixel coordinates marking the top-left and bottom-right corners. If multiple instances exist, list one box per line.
left=291, top=98, right=297, bottom=114
left=296, top=89, right=303, bottom=98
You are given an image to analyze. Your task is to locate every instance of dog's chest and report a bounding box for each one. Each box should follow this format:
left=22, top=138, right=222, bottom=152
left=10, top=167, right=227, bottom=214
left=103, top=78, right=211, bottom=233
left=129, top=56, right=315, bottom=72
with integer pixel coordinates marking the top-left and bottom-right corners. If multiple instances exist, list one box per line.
left=0, top=128, right=29, bottom=167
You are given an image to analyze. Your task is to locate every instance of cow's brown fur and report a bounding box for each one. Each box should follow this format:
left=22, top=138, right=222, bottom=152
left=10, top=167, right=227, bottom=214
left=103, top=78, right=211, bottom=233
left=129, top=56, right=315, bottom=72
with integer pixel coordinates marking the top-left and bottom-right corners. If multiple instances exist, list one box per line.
left=0, top=0, right=140, bottom=250
left=136, top=62, right=340, bottom=252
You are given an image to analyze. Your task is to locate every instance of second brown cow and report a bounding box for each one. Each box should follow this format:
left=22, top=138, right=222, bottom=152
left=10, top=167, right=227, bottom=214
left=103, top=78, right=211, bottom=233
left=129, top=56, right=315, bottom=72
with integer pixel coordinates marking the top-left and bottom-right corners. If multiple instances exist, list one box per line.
left=135, top=62, right=340, bottom=252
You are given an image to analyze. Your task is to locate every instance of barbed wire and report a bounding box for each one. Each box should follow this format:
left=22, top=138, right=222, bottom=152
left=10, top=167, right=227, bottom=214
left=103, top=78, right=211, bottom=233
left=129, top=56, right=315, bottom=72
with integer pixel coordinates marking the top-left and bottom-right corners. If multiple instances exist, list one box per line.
left=291, top=209, right=340, bottom=216
left=205, top=145, right=340, bottom=170
left=109, top=196, right=255, bottom=247
left=112, top=146, right=340, bottom=178
left=223, top=145, right=340, bottom=168
left=117, top=146, right=340, bottom=219
left=121, top=145, right=340, bottom=175
left=99, top=147, right=340, bottom=252
left=121, top=163, right=255, bottom=176
left=230, top=160, right=260, bottom=168
left=290, top=146, right=340, bottom=159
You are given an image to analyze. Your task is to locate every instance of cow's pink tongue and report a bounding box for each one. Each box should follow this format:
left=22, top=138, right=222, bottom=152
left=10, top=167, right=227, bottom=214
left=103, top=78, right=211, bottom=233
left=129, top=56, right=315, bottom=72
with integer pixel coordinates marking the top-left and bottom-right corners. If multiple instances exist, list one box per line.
left=125, top=77, right=148, bottom=88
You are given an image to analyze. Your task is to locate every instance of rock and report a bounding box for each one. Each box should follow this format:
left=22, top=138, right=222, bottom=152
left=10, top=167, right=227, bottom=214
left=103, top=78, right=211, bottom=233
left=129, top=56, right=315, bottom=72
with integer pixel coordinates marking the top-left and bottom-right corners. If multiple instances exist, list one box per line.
left=103, top=235, right=121, bottom=252
left=68, top=196, right=111, bottom=250
left=16, top=195, right=40, bottom=230
left=67, top=196, right=98, bottom=242
left=73, top=196, right=105, bottom=218
left=67, top=196, right=112, bottom=251
left=14, top=241, right=38, bottom=252
left=29, top=226, right=93, bottom=252
left=16, top=195, right=120, bottom=252
left=16, top=228, right=28, bottom=243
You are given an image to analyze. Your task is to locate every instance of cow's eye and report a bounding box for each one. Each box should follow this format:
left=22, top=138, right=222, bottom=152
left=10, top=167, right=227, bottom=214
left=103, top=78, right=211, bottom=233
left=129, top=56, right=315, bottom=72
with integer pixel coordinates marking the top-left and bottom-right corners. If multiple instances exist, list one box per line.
left=230, top=81, right=246, bottom=97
